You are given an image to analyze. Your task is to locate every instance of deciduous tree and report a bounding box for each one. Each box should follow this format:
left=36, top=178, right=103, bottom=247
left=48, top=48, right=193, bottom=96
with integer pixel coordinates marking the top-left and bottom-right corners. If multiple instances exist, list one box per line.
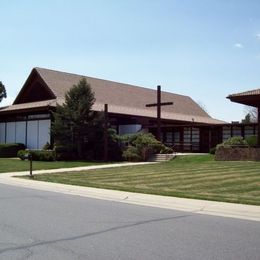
left=0, top=81, right=7, bottom=103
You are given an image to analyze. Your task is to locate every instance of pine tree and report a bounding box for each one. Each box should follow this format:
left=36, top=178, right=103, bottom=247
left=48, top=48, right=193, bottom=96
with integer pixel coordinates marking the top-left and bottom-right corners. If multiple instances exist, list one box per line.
left=52, top=78, right=96, bottom=158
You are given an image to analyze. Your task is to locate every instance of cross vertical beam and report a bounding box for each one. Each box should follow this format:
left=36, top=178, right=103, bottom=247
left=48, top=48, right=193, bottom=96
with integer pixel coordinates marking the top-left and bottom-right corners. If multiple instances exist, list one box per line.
left=145, top=85, right=173, bottom=142
left=257, top=106, right=260, bottom=147
left=104, top=104, right=108, bottom=161
left=157, top=85, right=161, bottom=141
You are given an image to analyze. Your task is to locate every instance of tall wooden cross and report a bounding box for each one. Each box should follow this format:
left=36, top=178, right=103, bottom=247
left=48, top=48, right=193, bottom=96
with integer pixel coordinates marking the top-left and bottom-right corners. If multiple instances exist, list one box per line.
left=146, top=85, right=173, bottom=141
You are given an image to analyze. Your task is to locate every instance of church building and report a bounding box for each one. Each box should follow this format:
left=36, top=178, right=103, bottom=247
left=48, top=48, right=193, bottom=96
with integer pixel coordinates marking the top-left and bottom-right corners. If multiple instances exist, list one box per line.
left=0, top=67, right=231, bottom=152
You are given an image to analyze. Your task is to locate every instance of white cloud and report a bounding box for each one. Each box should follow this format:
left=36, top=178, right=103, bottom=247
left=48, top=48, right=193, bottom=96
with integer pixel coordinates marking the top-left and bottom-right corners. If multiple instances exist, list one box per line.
left=233, top=43, right=244, bottom=49
left=256, top=33, right=260, bottom=40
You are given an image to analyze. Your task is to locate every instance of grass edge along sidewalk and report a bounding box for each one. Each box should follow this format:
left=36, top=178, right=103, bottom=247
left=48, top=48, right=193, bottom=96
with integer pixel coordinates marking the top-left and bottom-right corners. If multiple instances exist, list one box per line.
left=0, top=158, right=113, bottom=173
left=21, top=155, right=260, bottom=206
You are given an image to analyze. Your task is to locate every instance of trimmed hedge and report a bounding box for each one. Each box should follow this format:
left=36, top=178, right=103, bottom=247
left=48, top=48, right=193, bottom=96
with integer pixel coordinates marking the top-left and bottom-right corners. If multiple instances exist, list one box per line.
left=17, top=149, right=56, bottom=161
left=0, top=143, right=26, bottom=158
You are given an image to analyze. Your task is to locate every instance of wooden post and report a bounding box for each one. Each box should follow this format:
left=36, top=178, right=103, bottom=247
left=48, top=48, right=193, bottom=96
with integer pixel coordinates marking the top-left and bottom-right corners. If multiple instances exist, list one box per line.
left=157, top=85, right=161, bottom=141
left=28, top=153, right=33, bottom=178
left=104, top=104, right=108, bottom=161
left=208, top=127, right=212, bottom=151
left=257, top=106, right=260, bottom=147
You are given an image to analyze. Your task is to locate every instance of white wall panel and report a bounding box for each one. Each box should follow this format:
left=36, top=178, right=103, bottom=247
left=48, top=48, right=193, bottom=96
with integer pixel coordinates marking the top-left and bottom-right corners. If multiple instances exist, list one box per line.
left=15, top=121, right=26, bottom=145
left=6, top=122, right=16, bottom=143
left=27, top=121, right=38, bottom=149
left=0, top=123, right=5, bottom=143
left=38, top=120, right=51, bottom=149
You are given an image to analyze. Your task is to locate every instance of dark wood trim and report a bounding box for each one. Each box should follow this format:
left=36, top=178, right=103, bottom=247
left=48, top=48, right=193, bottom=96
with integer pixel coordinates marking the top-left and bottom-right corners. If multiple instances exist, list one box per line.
left=4, top=122, right=7, bottom=143
left=257, top=106, right=260, bottom=147
left=25, top=117, right=28, bottom=147
left=241, top=125, right=245, bottom=138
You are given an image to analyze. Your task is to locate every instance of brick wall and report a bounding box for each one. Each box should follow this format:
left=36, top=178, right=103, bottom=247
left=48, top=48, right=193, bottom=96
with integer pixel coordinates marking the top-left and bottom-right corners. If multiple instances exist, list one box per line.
left=215, top=146, right=260, bottom=161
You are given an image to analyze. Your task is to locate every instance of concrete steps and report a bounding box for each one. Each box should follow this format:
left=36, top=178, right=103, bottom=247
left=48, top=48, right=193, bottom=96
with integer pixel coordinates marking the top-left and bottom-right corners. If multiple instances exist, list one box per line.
left=148, top=153, right=176, bottom=162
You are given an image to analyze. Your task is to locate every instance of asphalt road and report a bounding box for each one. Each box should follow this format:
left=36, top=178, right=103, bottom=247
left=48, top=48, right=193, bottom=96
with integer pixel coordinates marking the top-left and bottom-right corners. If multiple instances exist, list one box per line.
left=0, top=184, right=259, bottom=260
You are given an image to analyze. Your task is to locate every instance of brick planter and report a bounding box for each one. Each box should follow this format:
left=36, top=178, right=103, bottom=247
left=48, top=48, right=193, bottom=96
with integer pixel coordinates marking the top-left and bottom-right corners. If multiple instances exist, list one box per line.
left=215, top=146, right=260, bottom=161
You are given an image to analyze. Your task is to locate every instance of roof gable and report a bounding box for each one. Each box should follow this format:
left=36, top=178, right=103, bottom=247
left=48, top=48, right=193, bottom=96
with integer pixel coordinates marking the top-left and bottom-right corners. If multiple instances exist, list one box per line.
left=13, top=68, right=56, bottom=104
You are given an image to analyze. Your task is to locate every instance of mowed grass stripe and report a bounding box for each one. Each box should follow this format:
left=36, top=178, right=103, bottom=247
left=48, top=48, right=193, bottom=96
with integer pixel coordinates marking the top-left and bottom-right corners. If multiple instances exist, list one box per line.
left=57, top=167, right=260, bottom=189
left=80, top=169, right=259, bottom=185
left=86, top=163, right=260, bottom=180
left=28, top=155, right=260, bottom=205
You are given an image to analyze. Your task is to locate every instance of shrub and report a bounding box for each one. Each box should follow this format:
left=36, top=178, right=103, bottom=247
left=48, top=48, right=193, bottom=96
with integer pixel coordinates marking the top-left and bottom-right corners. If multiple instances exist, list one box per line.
left=245, top=135, right=257, bottom=147
left=54, top=145, right=76, bottom=161
left=29, top=150, right=56, bottom=161
left=17, top=150, right=28, bottom=160
left=209, top=147, right=216, bottom=155
left=18, top=149, right=56, bottom=161
left=43, top=142, right=52, bottom=150
left=223, top=136, right=248, bottom=146
left=121, top=133, right=173, bottom=161
left=159, top=146, right=174, bottom=154
left=122, top=146, right=141, bottom=161
left=0, top=143, right=26, bottom=158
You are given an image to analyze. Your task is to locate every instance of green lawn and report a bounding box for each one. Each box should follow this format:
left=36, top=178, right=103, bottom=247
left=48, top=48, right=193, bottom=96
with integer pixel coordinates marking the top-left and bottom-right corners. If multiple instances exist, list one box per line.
left=0, top=158, right=105, bottom=173
left=26, top=155, right=260, bottom=205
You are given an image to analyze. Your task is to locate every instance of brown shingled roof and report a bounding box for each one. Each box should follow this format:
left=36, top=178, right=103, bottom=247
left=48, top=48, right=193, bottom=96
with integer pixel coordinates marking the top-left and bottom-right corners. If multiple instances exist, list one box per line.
left=1, top=67, right=226, bottom=124
left=227, top=88, right=260, bottom=107
left=228, top=88, right=260, bottom=98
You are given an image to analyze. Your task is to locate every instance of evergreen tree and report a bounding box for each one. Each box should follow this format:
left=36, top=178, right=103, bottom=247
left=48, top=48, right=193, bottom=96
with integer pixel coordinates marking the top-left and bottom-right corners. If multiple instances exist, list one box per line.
left=0, top=81, right=7, bottom=103
left=52, top=78, right=96, bottom=158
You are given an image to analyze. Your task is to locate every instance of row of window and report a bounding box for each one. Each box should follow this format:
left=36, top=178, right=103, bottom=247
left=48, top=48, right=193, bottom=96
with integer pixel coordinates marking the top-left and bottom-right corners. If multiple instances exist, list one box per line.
left=164, top=127, right=200, bottom=151
left=222, top=126, right=258, bottom=141
left=0, top=120, right=51, bottom=149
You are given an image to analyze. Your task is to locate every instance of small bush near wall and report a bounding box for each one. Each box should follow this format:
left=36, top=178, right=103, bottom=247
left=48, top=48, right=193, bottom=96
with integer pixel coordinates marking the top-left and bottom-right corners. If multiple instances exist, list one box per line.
left=122, top=146, right=142, bottom=162
left=215, top=136, right=260, bottom=161
left=209, top=147, right=216, bottom=155
left=30, top=150, right=56, bottom=161
left=17, top=149, right=56, bottom=161
left=222, top=136, right=248, bottom=146
left=0, top=143, right=26, bottom=158
left=17, top=150, right=28, bottom=160
left=245, top=135, right=257, bottom=147
left=122, top=133, right=173, bottom=162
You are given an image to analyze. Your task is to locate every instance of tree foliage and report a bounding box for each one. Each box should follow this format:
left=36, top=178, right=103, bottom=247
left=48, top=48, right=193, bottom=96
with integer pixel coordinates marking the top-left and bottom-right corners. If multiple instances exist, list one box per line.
left=241, top=113, right=252, bottom=124
left=0, top=81, right=7, bottom=103
left=122, top=133, right=173, bottom=161
left=52, top=78, right=96, bottom=158
left=243, top=106, right=258, bottom=122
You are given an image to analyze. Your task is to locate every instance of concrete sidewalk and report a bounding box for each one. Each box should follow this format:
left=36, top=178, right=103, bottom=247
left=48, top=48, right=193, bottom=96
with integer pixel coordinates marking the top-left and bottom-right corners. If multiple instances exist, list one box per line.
left=0, top=162, right=259, bottom=222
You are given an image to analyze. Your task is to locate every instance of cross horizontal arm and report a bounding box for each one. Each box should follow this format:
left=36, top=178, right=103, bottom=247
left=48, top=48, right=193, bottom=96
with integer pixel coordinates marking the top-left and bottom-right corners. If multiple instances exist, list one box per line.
left=145, top=101, right=173, bottom=107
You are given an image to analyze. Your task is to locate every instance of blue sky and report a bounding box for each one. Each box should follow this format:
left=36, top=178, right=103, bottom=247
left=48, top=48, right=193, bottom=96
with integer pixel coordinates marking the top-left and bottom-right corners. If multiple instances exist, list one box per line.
left=1, top=0, right=260, bottom=122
